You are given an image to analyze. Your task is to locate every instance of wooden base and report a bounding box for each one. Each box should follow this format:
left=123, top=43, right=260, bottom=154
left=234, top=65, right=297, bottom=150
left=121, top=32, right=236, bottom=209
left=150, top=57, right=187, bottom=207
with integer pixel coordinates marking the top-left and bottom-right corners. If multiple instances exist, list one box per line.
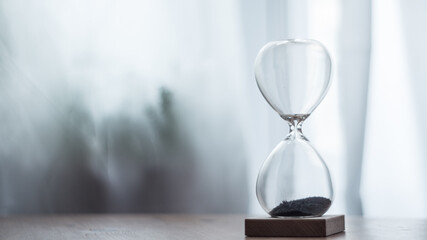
left=245, top=215, right=345, bottom=237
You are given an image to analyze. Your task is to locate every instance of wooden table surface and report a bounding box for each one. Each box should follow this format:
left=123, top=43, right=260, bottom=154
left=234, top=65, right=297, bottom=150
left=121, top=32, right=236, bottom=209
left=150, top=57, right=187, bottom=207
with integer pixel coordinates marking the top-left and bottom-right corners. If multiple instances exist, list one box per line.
left=0, top=214, right=426, bottom=239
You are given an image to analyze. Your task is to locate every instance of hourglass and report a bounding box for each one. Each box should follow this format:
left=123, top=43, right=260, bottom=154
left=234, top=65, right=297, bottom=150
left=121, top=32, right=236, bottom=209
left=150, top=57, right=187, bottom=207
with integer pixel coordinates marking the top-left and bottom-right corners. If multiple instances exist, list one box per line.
left=254, top=39, right=333, bottom=218
left=245, top=39, right=344, bottom=237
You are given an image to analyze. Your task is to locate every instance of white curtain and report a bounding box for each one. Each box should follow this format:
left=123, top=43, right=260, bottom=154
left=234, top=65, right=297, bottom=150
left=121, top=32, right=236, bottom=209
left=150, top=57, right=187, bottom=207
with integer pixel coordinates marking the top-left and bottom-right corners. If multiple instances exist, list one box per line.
left=0, top=0, right=426, bottom=217
left=362, top=0, right=427, bottom=217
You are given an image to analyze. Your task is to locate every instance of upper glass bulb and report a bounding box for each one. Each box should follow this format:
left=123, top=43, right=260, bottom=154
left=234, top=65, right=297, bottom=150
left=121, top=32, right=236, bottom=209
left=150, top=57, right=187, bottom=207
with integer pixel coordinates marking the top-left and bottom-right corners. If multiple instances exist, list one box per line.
left=254, top=39, right=332, bottom=117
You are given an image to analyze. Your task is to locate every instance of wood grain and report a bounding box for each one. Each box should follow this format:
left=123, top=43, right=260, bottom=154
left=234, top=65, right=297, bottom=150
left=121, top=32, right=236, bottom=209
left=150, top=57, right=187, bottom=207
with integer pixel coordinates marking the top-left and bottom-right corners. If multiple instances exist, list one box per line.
left=245, top=215, right=345, bottom=237
left=0, top=214, right=426, bottom=239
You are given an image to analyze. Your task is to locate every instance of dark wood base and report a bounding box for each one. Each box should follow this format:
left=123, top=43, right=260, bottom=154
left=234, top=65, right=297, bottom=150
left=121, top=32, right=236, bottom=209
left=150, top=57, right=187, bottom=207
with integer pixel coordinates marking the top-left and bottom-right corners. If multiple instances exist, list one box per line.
left=245, top=215, right=345, bottom=237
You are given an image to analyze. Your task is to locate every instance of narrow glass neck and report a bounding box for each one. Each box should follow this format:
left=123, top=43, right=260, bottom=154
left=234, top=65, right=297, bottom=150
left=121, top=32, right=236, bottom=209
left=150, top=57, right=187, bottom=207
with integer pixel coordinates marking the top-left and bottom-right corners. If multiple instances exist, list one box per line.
left=288, top=119, right=303, bottom=135
left=282, top=114, right=309, bottom=140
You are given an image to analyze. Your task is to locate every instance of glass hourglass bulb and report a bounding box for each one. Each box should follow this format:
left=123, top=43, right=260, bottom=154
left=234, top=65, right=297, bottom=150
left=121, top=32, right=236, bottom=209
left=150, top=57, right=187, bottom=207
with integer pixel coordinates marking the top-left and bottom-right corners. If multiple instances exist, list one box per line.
left=255, top=39, right=333, bottom=217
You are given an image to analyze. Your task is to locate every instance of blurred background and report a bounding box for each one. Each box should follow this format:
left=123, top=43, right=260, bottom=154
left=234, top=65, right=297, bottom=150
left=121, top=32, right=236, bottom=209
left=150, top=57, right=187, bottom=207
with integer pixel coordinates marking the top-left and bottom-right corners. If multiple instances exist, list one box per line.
left=0, top=0, right=426, bottom=217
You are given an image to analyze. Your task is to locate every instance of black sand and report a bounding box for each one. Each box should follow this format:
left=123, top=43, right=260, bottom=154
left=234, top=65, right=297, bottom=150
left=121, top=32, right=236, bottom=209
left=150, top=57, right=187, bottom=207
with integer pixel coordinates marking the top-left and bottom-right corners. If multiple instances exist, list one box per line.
left=269, top=196, right=331, bottom=217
